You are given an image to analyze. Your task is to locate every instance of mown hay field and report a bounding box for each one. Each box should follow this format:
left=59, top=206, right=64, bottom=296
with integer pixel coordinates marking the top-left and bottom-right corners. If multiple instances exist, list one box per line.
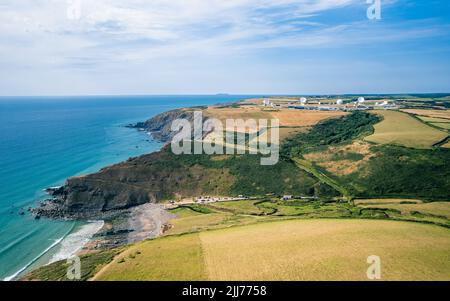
left=432, top=123, right=450, bottom=130
left=356, top=199, right=450, bottom=219
left=402, top=109, right=450, bottom=120
left=365, top=110, right=448, bottom=149
left=94, top=219, right=450, bottom=281
left=204, top=106, right=346, bottom=128
left=270, top=110, right=347, bottom=127
left=93, top=234, right=207, bottom=281
left=418, top=116, right=450, bottom=123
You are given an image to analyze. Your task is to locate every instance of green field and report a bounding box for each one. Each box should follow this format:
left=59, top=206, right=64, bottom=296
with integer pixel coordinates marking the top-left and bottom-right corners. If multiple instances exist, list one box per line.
left=432, top=123, right=450, bottom=130
left=93, top=219, right=450, bottom=281
left=355, top=199, right=450, bottom=219
left=418, top=116, right=450, bottom=123
left=365, top=110, right=448, bottom=149
left=22, top=105, right=450, bottom=282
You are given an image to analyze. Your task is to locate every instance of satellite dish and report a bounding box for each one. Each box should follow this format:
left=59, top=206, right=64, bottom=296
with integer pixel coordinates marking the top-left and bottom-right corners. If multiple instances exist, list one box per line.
left=300, top=97, right=307, bottom=105
left=336, top=99, right=343, bottom=105
left=357, top=97, right=365, bottom=104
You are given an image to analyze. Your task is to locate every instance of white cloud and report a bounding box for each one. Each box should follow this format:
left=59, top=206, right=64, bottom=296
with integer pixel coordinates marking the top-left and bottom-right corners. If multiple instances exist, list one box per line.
left=0, top=0, right=448, bottom=95
left=0, top=0, right=361, bottom=67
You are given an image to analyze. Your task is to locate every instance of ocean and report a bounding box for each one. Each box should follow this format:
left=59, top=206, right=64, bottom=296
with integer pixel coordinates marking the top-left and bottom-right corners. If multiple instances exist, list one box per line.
left=0, top=95, right=255, bottom=280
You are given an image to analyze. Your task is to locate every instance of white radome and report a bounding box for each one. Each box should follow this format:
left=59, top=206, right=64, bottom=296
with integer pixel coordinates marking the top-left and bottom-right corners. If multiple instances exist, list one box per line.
left=357, top=97, right=365, bottom=104
left=300, top=97, right=307, bottom=105
left=336, top=99, right=343, bottom=105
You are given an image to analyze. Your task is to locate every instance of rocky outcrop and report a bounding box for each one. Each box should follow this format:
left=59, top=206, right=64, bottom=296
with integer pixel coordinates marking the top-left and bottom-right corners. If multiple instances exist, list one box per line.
left=128, top=108, right=199, bottom=143
left=32, top=145, right=233, bottom=220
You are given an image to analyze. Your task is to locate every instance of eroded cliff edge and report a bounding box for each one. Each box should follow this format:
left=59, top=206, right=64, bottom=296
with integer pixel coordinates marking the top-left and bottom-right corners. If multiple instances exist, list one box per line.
left=33, top=105, right=338, bottom=220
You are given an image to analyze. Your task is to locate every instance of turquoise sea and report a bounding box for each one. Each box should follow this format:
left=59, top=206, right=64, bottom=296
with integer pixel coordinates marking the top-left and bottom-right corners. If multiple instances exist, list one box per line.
left=0, top=95, right=255, bottom=280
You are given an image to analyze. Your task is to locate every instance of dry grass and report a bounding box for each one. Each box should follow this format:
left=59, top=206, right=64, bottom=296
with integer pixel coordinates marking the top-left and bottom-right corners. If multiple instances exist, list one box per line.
left=418, top=116, right=450, bottom=123
left=93, top=234, right=207, bottom=281
left=402, top=109, right=450, bottom=120
left=432, top=123, right=450, bottom=130
left=355, top=199, right=423, bottom=205
left=355, top=199, right=450, bottom=219
left=204, top=106, right=272, bottom=122
left=93, top=219, right=450, bottom=281
left=304, top=141, right=374, bottom=176
left=279, top=127, right=309, bottom=141
left=164, top=212, right=231, bottom=236
left=442, top=141, right=450, bottom=149
left=200, top=219, right=450, bottom=281
left=270, top=110, right=347, bottom=127
left=365, top=110, right=448, bottom=149
left=204, top=106, right=345, bottom=129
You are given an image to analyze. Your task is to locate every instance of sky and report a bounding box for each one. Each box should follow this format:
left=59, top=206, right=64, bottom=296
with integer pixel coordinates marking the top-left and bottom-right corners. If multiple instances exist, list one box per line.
left=0, top=0, right=449, bottom=96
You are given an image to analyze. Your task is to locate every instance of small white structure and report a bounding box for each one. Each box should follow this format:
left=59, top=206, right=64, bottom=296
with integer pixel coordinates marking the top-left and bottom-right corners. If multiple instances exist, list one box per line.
left=282, top=195, right=293, bottom=201
left=336, top=99, right=343, bottom=105
left=357, top=97, right=365, bottom=104
left=299, top=97, right=307, bottom=105
left=262, top=99, right=271, bottom=107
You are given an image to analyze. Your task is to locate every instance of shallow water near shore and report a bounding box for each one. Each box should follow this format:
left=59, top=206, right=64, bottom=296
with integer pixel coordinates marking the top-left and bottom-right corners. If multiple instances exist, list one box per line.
left=0, top=95, right=254, bottom=280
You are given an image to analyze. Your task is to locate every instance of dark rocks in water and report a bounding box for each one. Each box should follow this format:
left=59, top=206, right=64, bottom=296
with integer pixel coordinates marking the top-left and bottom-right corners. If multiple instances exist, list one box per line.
left=45, top=186, right=64, bottom=196
left=19, top=211, right=25, bottom=216
left=127, top=109, right=208, bottom=143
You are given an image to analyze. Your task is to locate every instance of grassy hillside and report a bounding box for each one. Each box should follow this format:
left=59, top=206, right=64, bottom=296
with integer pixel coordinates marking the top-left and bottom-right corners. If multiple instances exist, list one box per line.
left=93, top=220, right=450, bottom=281
left=365, top=110, right=448, bottom=149
left=23, top=197, right=450, bottom=281
left=281, top=111, right=450, bottom=200
left=342, top=146, right=450, bottom=200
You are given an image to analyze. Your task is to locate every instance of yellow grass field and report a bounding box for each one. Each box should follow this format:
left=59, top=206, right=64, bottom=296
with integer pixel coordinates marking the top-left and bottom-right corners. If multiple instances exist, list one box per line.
left=355, top=199, right=423, bottom=205
left=270, top=110, right=347, bottom=127
left=356, top=199, right=450, bottom=218
left=94, top=219, right=450, bottom=281
left=432, top=123, right=450, bottom=130
left=93, top=234, right=207, bottom=281
left=418, top=116, right=450, bottom=123
left=365, top=110, right=448, bottom=149
left=442, top=141, right=450, bottom=148
left=204, top=106, right=346, bottom=128
left=402, top=109, right=450, bottom=120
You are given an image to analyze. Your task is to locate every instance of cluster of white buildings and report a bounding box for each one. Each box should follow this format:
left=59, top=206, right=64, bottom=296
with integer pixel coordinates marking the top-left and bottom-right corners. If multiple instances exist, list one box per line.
left=196, top=195, right=249, bottom=204
left=261, top=96, right=400, bottom=112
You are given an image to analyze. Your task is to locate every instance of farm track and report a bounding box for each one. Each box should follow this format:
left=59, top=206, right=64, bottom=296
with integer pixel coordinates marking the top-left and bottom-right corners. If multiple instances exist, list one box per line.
left=292, top=158, right=351, bottom=200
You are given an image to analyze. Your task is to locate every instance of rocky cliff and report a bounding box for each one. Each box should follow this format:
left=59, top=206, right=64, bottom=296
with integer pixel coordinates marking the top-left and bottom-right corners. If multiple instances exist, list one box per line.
left=128, top=108, right=199, bottom=142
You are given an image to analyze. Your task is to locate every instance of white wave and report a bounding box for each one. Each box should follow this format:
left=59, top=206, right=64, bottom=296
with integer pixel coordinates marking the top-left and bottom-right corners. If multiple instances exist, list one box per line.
left=3, top=235, right=67, bottom=281
left=48, top=220, right=104, bottom=264
left=3, top=220, right=103, bottom=281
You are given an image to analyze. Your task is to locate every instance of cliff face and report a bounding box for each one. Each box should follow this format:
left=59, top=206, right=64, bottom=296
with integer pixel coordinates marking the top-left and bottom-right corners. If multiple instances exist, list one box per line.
left=34, top=146, right=236, bottom=219
left=130, top=108, right=198, bottom=142
left=35, top=108, right=220, bottom=219
left=34, top=107, right=335, bottom=220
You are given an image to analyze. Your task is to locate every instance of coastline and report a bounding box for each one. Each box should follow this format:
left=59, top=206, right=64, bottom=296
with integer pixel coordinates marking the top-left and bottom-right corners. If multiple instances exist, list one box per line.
left=0, top=95, right=252, bottom=281
left=14, top=98, right=248, bottom=280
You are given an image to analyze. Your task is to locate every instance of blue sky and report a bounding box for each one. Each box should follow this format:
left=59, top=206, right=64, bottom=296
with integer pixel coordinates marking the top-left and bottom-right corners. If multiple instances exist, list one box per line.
left=0, top=0, right=449, bottom=95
